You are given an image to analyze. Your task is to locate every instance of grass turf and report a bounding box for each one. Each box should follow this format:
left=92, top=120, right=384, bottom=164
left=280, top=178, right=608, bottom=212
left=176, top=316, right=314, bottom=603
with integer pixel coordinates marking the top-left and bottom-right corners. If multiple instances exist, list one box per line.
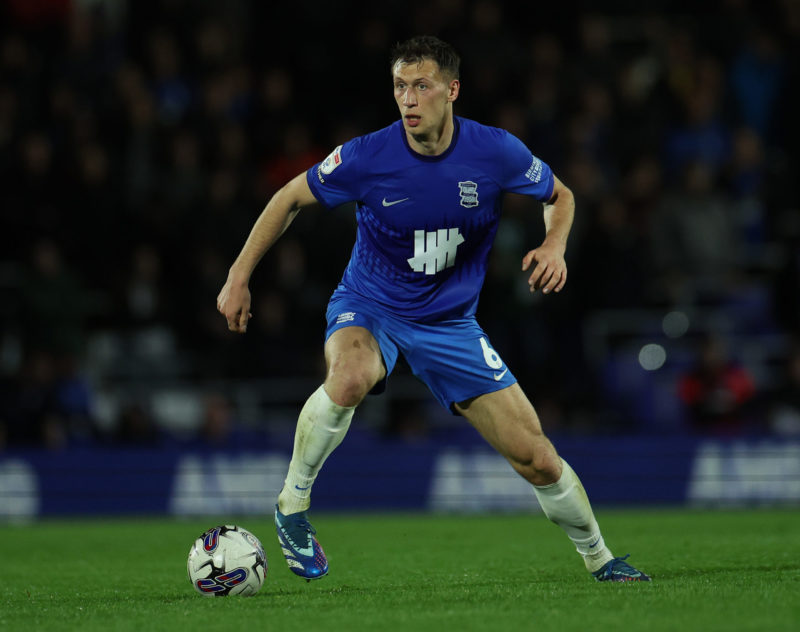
left=2, top=509, right=799, bottom=632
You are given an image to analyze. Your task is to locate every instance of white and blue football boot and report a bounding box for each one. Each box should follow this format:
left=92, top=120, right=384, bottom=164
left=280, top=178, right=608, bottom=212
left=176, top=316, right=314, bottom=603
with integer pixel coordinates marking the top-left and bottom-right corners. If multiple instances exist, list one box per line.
left=275, top=505, right=329, bottom=581
left=592, top=554, right=651, bottom=582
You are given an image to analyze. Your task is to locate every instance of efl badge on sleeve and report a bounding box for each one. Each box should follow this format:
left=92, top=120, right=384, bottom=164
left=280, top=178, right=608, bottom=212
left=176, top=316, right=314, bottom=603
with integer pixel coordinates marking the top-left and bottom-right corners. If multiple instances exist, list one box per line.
left=320, top=145, right=343, bottom=175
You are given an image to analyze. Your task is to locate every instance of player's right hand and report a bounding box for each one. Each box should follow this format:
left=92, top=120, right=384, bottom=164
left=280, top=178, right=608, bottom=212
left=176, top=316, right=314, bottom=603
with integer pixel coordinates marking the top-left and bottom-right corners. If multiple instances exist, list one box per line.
left=216, top=276, right=252, bottom=333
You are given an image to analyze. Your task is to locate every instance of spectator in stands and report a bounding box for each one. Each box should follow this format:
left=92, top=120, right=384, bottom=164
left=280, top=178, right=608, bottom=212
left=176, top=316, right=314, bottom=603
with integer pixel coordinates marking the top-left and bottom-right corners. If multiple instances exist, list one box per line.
left=649, top=160, right=741, bottom=304
left=113, top=402, right=161, bottom=446
left=1, top=351, right=67, bottom=450
left=772, top=213, right=800, bottom=336
left=678, top=335, right=757, bottom=436
left=21, top=239, right=87, bottom=359
left=769, top=343, right=800, bottom=437
left=729, top=25, right=786, bottom=141
left=576, top=198, right=646, bottom=309
left=195, top=392, right=257, bottom=448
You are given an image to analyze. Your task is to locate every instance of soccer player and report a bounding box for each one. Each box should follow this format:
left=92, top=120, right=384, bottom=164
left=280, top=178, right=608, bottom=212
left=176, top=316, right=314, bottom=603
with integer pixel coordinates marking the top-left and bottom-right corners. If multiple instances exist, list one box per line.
left=217, top=36, right=650, bottom=583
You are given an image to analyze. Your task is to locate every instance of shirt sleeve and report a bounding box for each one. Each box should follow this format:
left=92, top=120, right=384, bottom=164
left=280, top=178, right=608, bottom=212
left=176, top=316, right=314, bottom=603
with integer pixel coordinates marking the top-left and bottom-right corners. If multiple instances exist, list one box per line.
left=306, top=138, right=362, bottom=209
left=500, top=131, right=555, bottom=202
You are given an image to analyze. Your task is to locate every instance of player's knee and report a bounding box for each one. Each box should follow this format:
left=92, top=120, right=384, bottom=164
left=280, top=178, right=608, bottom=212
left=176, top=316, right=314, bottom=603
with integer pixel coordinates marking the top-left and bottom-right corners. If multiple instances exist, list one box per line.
left=326, top=345, right=385, bottom=406
left=324, top=366, right=380, bottom=407
left=327, top=380, right=368, bottom=407
left=530, top=455, right=562, bottom=486
left=515, top=461, right=560, bottom=486
left=509, top=440, right=561, bottom=486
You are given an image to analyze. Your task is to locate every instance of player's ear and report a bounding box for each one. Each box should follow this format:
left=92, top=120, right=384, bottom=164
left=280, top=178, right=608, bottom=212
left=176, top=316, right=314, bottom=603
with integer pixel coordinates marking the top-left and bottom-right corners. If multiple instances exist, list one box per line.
left=448, top=79, right=460, bottom=102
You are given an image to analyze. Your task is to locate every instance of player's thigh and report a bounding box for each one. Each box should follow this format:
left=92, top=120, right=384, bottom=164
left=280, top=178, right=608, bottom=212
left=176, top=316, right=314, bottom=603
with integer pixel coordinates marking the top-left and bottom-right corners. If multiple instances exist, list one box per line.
left=324, top=326, right=386, bottom=405
left=455, top=383, right=560, bottom=479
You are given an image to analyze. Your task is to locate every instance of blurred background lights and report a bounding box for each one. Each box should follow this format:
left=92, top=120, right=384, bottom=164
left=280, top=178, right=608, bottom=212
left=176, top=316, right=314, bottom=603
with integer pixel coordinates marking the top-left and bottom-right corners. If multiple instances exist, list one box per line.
left=639, top=344, right=667, bottom=371
left=663, top=311, right=690, bottom=338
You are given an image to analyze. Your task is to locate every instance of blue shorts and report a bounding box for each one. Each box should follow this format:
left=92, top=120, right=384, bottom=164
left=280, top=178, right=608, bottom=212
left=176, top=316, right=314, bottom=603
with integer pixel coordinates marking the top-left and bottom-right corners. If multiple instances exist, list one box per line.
left=325, top=288, right=517, bottom=413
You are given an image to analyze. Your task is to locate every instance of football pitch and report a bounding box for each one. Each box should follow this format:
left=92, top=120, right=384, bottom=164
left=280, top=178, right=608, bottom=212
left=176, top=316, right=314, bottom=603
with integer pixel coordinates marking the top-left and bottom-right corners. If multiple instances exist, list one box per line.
left=3, top=509, right=798, bottom=631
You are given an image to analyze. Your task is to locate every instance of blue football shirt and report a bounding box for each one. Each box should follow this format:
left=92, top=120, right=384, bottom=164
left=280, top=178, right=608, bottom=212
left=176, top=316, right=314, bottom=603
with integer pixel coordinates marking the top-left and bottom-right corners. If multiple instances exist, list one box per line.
left=306, top=116, right=554, bottom=322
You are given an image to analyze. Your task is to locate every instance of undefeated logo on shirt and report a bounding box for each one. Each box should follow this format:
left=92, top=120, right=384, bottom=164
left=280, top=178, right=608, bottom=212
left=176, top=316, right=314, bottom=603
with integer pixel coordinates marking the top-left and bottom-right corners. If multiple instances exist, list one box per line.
left=407, top=228, right=465, bottom=275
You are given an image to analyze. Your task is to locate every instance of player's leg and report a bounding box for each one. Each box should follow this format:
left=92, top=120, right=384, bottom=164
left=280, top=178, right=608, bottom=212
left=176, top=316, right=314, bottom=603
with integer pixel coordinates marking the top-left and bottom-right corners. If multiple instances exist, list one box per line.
left=275, top=326, right=386, bottom=580
left=455, top=384, right=649, bottom=581
left=278, top=326, right=385, bottom=514
left=454, top=384, right=605, bottom=561
left=455, top=383, right=561, bottom=485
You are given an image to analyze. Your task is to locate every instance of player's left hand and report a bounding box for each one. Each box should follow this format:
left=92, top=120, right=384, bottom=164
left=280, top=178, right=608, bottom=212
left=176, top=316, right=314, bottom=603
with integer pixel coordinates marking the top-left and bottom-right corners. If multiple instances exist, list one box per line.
left=522, top=240, right=567, bottom=294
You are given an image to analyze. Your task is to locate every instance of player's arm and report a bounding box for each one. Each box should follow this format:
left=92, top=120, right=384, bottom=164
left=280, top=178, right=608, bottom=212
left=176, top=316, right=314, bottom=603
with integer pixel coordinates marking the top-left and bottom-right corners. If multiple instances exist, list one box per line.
left=217, top=172, right=318, bottom=333
left=521, top=175, right=575, bottom=294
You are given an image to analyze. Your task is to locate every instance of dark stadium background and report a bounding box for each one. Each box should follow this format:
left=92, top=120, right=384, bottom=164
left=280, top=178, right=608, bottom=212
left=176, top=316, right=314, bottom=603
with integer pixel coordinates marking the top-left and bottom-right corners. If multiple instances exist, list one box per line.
left=1, top=0, right=799, bottom=518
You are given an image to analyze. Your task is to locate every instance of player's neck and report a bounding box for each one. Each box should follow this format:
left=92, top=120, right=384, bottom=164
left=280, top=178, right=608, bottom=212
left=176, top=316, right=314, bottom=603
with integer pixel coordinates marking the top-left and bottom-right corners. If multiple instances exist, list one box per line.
left=406, top=114, right=455, bottom=156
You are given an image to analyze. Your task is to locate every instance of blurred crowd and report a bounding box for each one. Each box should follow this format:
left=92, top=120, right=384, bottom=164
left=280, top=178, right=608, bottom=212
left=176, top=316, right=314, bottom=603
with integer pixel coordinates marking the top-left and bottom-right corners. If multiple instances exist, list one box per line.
left=1, top=0, right=799, bottom=450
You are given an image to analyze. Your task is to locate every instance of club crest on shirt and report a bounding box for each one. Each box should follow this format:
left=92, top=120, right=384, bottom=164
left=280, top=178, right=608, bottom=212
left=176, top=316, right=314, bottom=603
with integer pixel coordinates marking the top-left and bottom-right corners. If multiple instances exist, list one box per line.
left=458, top=181, right=479, bottom=208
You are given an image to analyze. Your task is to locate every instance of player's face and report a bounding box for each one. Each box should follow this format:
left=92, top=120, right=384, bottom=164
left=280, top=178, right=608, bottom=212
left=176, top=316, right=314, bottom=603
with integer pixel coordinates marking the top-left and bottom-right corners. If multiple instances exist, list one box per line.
left=392, top=59, right=459, bottom=138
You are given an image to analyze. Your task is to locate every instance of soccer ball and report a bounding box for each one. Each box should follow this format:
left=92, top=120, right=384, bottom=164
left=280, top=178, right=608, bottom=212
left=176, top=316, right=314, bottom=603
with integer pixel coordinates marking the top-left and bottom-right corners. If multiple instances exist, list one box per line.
left=187, top=525, right=268, bottom=596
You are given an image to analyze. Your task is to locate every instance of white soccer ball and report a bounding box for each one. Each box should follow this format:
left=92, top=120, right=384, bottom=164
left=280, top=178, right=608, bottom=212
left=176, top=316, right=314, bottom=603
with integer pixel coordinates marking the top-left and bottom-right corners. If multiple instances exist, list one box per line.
left=187, top=525, right=268, bottom=596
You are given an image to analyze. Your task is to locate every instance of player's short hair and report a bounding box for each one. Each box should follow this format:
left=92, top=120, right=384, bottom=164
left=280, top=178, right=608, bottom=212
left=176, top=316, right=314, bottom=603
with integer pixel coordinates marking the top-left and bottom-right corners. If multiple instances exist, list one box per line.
left=390, top=36, right=461, bottom=80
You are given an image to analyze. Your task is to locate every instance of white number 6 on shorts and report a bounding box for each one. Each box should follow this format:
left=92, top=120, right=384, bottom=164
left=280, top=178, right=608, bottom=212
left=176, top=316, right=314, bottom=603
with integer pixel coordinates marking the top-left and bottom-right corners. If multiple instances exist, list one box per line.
left=479, top=337, right=503, bottom=369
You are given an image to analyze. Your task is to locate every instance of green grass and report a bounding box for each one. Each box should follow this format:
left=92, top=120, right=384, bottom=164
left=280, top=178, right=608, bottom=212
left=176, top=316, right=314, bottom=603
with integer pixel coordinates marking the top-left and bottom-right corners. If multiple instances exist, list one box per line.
left=2, top=509, right=799, bottom=631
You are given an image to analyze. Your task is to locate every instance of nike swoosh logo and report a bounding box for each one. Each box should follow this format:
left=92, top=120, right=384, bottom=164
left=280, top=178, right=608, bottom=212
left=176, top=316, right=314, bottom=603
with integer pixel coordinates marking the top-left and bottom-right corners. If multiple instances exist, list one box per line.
left=493, top=368, right=508, bottom=381
left=382, top=197, right=410, bottom=207
left=589, top=538, right=601, bottom=549
left=294, top=484, right=310, bottom=491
